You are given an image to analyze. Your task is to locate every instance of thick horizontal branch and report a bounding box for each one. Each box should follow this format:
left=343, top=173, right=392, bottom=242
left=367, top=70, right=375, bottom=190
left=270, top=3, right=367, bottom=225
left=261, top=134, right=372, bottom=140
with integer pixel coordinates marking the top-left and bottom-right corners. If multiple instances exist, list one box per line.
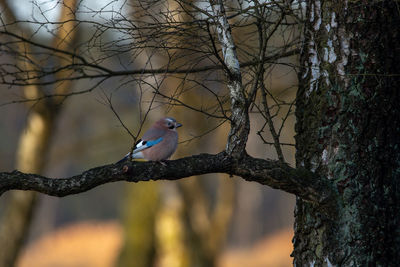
left=0, top=152, right=336, bottom=208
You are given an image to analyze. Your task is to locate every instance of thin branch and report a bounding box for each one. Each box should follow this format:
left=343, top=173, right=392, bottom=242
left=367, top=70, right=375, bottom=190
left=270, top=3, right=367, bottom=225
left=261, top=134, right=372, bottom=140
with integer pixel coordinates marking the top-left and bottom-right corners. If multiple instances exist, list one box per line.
left=0, top=48, right=299, bottom=85
left=102, top=91, right=136, bottom=141
left=260, top=82, right=285, bottom=162
left=154, top=91, right=227, bottom=119
left=0, top=27, right=299, bottom=87
left=278, top=99, right=295, bottom=136
left=248, top=1, right=286, bottom=102
left=178, top=119, right=227, bottom=145
left=0, top=77, right=108, bottom=107
left=0, top=30, right=113, bottom=75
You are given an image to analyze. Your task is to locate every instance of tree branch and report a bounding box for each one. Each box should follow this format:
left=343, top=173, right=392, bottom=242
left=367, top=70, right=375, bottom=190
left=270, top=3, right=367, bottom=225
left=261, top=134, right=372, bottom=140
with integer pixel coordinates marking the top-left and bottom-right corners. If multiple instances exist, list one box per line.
left=0, top=28, right=299, bottom=87
left=210, top=0, right=249, bottom=157
left=0, top=152, right=337, bottom=209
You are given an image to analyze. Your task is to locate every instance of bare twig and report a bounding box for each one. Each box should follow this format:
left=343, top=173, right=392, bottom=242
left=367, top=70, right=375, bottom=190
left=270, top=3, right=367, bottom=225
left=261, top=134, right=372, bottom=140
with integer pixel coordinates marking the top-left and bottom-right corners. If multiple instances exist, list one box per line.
left=260, top=82, right=285, bottom=162
left=101, top=91, right=136, bottom=141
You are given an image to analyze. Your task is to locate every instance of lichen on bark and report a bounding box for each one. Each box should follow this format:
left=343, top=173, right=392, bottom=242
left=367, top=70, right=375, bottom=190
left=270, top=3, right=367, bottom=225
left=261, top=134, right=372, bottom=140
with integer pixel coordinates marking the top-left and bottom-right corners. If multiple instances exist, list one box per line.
left=294, top=0, right=400, bottom=265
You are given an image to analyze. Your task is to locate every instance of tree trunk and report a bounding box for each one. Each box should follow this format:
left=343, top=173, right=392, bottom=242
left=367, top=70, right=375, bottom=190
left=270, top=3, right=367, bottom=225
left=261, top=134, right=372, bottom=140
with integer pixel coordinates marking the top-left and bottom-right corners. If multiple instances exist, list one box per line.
left=117, top=182, right=158, bottom=267
left=0, top=1, right=78, bottom=266
left=294, top=0, right=400, bottom=265
left=0, top=108, right=56, bottom=267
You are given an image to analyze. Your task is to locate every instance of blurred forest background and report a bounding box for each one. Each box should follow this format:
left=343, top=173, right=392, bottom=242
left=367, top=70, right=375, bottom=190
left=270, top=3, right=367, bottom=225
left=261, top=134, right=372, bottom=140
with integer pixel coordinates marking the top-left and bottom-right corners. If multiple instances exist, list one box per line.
left=0, top=0, right=299, bottom=266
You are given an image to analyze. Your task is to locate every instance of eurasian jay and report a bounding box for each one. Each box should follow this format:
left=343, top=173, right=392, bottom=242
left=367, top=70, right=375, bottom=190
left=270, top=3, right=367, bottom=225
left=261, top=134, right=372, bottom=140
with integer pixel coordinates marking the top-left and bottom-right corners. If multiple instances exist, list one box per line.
left=118, top=117, right=182, bottom=162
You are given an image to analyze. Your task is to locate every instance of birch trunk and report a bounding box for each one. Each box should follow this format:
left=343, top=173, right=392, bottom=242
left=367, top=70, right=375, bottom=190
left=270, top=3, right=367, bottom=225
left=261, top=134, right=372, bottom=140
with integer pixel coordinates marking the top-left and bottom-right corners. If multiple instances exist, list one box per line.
left=294, top=1, right=400, bottom=265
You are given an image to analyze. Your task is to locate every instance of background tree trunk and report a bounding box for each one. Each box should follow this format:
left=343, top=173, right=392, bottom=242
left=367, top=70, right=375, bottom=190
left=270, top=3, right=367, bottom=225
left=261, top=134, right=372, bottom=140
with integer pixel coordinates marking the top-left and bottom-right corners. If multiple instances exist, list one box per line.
left=294, top=0, right=400, bottom=265
left=117, top=182, right=158, bottom=267
left=0, top=1, right=78, bottom=266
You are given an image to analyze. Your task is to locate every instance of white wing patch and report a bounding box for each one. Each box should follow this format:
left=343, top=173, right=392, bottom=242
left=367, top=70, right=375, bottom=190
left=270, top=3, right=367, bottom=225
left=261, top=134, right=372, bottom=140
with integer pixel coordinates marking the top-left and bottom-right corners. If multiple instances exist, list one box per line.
left=132, top=137, right=163, bottom=154
left=132, top=140, right=148, bottom=154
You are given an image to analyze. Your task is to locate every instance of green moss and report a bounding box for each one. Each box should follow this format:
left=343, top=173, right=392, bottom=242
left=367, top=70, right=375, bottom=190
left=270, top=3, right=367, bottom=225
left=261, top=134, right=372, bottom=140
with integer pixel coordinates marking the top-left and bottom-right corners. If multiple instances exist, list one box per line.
left=342, top=188, right=354, bottom=203
left=315, top=244, right=323, bottom=258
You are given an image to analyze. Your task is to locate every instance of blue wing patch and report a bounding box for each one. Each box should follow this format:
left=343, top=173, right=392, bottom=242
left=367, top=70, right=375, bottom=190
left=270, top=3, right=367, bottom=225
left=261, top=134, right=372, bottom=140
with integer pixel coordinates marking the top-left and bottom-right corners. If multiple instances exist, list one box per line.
left=146, top=137, right=163, bottom=147
left=118, top=137, right=164, bottom=163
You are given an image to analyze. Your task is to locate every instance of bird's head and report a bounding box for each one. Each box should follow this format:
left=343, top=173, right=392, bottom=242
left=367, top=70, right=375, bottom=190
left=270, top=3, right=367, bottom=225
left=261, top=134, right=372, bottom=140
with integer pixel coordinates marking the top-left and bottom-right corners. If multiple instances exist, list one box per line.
left=157, top=117, right=182, bottom=131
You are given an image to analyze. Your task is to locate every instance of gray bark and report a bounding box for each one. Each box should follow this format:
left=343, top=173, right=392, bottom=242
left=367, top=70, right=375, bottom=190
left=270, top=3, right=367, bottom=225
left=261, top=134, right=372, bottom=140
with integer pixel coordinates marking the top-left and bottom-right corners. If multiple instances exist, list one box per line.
left=0, top=153, right=335, bottom=207
left=294, top=0, right=400, bottom=265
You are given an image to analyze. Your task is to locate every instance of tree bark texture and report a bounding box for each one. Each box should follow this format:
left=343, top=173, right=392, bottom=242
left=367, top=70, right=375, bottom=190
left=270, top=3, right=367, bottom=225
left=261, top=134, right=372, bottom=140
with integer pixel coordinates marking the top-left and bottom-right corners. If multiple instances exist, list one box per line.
left=210, top=0, right=250, bottom=157
left=0, top=152, right=336, bottom=206
left=294, top=0, right=400, bottom=265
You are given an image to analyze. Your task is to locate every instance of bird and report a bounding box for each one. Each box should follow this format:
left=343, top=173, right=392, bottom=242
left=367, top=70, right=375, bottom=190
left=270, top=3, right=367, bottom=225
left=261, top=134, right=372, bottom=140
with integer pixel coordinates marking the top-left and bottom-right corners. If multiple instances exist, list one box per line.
left=118, top=117, right=182, bottom=163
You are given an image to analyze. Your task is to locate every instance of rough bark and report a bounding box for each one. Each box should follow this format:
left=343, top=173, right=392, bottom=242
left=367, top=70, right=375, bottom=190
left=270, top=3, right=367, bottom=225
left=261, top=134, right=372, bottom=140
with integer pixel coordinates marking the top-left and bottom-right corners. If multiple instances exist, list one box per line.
left=294, top=0, right=400, bottom=265
left=0, top=152, right=335, bottom=207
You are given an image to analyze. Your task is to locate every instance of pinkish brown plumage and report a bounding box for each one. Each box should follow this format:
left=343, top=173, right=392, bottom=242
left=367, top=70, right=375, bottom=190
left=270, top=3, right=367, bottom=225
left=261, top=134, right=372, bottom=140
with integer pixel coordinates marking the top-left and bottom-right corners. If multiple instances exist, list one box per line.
left=118, top=117, right=182, bottom=162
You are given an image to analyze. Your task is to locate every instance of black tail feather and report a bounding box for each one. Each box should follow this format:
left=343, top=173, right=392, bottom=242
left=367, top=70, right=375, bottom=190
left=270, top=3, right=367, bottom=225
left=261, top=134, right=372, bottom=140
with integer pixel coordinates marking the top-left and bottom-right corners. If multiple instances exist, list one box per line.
left=116, top=153, right=130, bottom=164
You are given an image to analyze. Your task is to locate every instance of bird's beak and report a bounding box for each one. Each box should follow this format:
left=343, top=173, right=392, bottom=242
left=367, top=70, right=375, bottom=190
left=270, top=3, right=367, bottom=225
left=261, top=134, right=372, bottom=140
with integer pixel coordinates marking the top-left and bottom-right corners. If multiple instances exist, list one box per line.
left=176, top=122, right=183, bottom=128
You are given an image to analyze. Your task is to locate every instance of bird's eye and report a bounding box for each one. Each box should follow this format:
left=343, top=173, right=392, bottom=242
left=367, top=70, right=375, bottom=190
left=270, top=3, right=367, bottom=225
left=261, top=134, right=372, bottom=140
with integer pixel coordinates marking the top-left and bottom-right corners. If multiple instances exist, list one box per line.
left=167, top=122, right=174, bottom=129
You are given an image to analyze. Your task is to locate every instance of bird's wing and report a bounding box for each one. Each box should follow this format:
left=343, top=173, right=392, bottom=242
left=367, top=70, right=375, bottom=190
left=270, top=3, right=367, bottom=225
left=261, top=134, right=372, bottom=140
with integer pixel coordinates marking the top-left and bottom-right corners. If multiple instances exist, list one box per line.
left=132, top=137, right=163, bottom=154
left=117, top=128, right=166, bottom=162
left=131, top=127, right=166, bottom=154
